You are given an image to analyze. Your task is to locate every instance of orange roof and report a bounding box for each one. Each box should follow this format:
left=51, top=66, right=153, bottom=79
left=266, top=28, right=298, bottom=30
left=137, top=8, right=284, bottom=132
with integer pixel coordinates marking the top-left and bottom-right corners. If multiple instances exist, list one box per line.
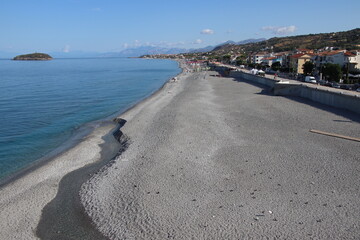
left=291, top=53, right=314, bottom=58
left=274, top=51, right=292, bottom=56
left=255, top=52, right=268, bottom=55
left=290, top=53, right=305, bottom=58
left=317, top=50, right=345, bottom=56
left=344, top=52, right=356, bottom=56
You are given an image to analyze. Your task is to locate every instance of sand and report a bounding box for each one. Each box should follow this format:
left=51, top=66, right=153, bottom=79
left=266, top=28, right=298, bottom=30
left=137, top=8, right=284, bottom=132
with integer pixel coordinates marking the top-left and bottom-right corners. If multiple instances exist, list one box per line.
left=0, top=121, right=121, bottom=239
left=81, top=66, right=360, bottom=239
left=1, top=60, right=359, bottom=239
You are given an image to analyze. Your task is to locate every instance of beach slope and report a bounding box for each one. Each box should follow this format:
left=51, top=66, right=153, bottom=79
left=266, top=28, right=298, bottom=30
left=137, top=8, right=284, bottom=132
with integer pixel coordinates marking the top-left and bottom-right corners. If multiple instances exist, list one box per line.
left=81, top=68, right=360, bottom=239
left=0, top=62, right=359, bottom=239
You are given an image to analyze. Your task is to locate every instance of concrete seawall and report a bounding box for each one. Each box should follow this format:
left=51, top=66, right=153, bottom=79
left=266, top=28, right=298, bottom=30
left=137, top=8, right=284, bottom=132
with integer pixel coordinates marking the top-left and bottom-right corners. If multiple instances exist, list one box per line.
left=229, top=70, right=360, bottom=115
left=230, top=70, right=277, bottom=88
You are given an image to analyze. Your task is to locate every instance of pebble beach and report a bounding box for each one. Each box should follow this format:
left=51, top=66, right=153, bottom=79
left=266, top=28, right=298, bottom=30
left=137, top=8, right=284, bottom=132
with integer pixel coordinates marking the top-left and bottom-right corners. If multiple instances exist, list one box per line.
left=1, top=60, right=359, bottom=239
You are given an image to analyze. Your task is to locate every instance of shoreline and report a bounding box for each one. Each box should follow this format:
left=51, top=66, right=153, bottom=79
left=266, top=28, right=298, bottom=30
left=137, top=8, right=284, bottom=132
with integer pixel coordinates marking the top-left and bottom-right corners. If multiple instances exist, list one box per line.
left=2, top=59, right=359, bottom=239
left=36, top=60, right=185, bottom=239
left=0, top=59, right=185, bottom=239
left=0, top=59, right=182, bottom=188
left=0, top=120, right=98, bottom=188
left=36, top=120, right=127, bottom=239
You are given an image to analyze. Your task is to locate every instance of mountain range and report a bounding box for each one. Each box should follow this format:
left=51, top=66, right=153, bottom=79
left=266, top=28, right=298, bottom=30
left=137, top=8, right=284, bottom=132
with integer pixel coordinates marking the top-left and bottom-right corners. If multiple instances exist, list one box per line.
left=96, top=38, right=266, bottom=57
left=0, top=38, right=266, bottom=59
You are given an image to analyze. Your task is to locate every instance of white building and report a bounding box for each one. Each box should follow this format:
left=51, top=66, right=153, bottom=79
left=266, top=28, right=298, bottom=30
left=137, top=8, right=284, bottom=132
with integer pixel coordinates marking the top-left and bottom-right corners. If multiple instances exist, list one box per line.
left=345, top=51, right=360, bottom=72
left=251, top=52, right=268, bottom=64
left=313, top=50, right=360, bottom=72
left=313, top=50, right=346, bottom=69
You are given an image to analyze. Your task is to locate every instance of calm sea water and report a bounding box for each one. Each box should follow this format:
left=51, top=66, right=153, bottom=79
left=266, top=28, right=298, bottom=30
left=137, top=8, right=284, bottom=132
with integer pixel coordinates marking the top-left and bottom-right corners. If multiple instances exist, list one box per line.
left=0, top=58, right=180, bottom=180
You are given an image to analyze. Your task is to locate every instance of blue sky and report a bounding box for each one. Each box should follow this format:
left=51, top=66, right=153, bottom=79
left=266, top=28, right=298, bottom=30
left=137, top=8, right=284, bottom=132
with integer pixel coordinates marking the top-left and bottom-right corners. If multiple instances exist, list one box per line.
left=1, top=0, right=359, bottom=53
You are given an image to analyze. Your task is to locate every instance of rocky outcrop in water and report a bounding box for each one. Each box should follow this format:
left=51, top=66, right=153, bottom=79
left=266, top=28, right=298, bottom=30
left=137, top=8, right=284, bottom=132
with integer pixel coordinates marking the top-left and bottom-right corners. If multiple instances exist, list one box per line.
left=13, top=53, right=53, bottom=60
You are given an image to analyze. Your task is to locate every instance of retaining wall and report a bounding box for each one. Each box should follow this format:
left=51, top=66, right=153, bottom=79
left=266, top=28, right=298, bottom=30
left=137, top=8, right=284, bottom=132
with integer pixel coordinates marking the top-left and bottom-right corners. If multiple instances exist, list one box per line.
left=229, top=70, right=360, bottom=115
left=230, top=70, right=277, bottom=88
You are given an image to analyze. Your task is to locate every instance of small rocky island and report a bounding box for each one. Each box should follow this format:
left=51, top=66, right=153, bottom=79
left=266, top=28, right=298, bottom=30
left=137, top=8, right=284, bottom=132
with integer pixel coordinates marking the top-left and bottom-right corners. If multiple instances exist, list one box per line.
left=13, top=53, right=53, bottom=61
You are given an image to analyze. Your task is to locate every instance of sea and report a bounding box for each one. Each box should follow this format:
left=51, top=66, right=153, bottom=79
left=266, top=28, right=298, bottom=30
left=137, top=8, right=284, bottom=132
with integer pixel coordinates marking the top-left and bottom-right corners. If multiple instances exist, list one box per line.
left=0, top=57, right=181, bottom=181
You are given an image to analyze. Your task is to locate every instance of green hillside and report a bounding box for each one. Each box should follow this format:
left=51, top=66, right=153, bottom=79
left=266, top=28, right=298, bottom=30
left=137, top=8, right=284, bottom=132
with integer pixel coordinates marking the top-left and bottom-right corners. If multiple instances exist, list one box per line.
left=212, top=28, right=360, bottom=54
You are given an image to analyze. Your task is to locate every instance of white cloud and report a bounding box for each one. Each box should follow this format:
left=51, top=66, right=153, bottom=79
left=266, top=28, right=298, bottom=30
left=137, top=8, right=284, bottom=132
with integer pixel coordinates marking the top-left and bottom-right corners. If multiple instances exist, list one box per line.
left=193, top=39, right=203, bottom=44
left=63, top=45, right=70, bottom=53
left=91, top=7, right=101, bottom=12
left=201, top=29, right=214, bottom=35
left=261, top=25, right=297, bottom=35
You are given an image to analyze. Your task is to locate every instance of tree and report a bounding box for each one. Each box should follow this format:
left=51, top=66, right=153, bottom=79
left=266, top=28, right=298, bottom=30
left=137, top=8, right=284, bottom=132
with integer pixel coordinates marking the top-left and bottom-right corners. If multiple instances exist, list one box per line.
left=235, top=55, right=247, bottom=66
left=248, top=63, right=255, bottom=68
left=322, top=63, right=342, bottom=82
left=302, top=61, right=314, bottom=76
left=271, top=61, right=281, bottom=71
left=221, top=55, right=231, bottom=64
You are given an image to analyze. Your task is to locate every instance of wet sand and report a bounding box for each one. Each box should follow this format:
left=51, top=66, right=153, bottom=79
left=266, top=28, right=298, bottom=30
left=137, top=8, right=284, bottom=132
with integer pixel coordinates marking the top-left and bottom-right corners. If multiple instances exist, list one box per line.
left=0, top=61, right=185, bottom=239
left=0, top=121, right=120, bottom=239
left=1, top=61, right=359, bottom=239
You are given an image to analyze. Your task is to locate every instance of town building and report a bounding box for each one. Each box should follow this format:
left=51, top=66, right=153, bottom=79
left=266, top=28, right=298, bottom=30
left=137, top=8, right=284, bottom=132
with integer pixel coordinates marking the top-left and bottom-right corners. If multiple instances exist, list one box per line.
left=345, top=51, right=360, bottom=73
left=251, top=52, right=268, bottom=64
left=261, top=57, right=277, bottom=66
left=289, top=53, right=313, bottom=74
left=312, top=50, right=347, bottom=69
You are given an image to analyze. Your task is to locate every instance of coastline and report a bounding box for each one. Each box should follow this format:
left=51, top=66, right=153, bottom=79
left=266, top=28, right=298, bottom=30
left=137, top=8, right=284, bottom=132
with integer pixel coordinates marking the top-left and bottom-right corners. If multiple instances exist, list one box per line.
left=1, top=59, right=359, bottom=239
left=0, top=59, right=185, bottom=239
left=0, top=58, right=182, bottom=187
left=0, top=121, right=96, bottom=188
left=0, top=57, right=181, bottom=184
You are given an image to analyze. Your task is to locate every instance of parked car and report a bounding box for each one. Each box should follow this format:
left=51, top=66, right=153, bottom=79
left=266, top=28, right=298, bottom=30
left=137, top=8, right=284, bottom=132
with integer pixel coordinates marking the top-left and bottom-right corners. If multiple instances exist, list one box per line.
left=353, top=83, right=360, bottom=90
left=304, top=76, right=317, bottom=84
left=323, top=82, right=333, bottom=87
left=318, top=80, right=326, bottom=85
left=331, top=82, right=341, bottom=88
left=340, top=85, right=352, bottom=90
left=265, top=69, right=276, bottom=74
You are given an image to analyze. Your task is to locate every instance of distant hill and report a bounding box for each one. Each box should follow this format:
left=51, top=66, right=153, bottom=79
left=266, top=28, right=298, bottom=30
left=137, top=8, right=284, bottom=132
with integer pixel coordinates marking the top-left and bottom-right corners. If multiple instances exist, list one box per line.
left=102, top=38, right=268, bottom=57
left=236, top=38, right=267, bottom=45
left=200, top=38, right=266, bottom=53
left=188, top=45, right=215, bottom=53
left=211, top=28, right=360, bottom=54
left=100, top=46, right=190, bottom=58
left=13, top=53, right=52, bottom=60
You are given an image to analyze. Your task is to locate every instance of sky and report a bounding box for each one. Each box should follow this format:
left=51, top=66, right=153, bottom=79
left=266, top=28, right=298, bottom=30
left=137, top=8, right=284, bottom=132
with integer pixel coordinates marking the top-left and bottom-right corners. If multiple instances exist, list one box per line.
left=1, top=0, right=359, bottom=54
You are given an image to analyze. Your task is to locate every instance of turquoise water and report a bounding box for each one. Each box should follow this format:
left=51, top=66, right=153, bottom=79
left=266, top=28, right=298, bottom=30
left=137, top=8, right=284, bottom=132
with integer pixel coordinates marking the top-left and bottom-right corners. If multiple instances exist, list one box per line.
left=0, top=58, right=180, bottom=180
